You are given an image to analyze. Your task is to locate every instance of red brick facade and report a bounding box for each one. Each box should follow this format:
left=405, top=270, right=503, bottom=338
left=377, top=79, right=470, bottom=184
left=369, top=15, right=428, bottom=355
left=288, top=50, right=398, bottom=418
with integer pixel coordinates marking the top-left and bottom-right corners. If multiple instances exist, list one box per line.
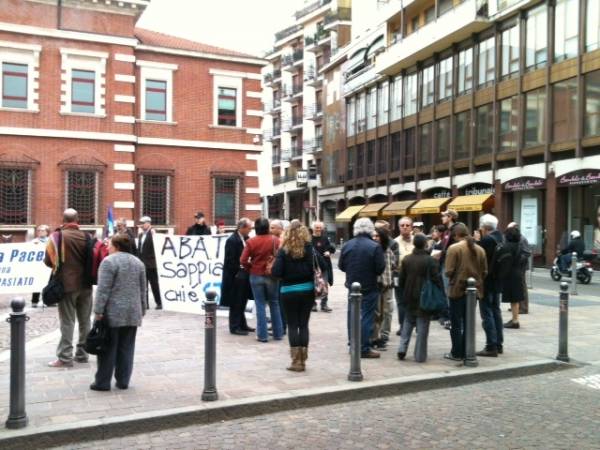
left=0, top=0, right=265, bottom=240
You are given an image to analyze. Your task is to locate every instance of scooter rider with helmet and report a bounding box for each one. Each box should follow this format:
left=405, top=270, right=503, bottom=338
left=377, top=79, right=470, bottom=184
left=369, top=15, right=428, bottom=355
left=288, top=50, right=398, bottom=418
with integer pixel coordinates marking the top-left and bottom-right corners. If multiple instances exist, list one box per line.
left=558, top=230, right=585, bottom=272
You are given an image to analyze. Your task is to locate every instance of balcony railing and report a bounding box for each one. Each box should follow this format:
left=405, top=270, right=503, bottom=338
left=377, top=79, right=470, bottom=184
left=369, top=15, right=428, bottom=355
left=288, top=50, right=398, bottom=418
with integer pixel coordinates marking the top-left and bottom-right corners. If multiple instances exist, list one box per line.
left=293, top=49, right=304, bottom=62
left=303, top=136, right=323, bottom=153
left=304, top=104, right=323, bottom=120
left=292, top=114, right=303, bottom=127
left=273, top=174, right=296, bottom=184
left=295, top=0, right=331, bottom=20
left=291, top=145, right=303, bottom=159
left=275, top=23, right=303, bottom=42
left=273, top=69, right=282, bottom=80
left=273, top=97, right=282, bottom=109
left=272, top=126, right=281, bottom=137
left=324, top=7, right=351, bottom=26
left=264, top=72, right=272, bottom=84
left=272, top=154, right=281, bottom=165
left=282, top=54, right=294, bottom=67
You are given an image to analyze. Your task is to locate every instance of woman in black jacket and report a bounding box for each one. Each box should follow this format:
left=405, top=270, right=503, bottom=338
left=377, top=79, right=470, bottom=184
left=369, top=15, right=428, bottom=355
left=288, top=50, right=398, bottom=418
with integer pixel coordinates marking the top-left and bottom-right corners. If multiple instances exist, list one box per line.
left=272, top=220, right=325, bottom=372
left=502, top=226, right=528, bottom=329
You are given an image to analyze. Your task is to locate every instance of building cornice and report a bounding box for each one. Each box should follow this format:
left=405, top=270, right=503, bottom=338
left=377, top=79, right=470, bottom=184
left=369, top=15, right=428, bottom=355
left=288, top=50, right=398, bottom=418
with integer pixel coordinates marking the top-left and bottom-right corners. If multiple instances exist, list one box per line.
left=135, top=44, right=266, bottom=66
left=137, top=137, right=262, bottom=152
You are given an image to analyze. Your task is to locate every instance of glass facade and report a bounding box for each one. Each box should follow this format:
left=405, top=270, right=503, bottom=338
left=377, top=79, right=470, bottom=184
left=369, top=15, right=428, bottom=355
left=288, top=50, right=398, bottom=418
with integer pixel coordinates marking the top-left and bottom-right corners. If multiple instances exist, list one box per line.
left=419, top=122, right=432, bottom=165
left=525, top=88, right=546, bottom=147
left=499, top=96, right=519, bottom=152
left=71, top=69, right=95, bottom=113
left=476, top=104, right=494, bottom=155
left=554, top=0, right=579, bottom=61
left=478, top=36, right=496, bottom=87
left=438, top=56, right=453, bottom=102
left=458, top=47, right=473, bottom=95
left=2, top=63, right=27, bottom=109
left=391, top=74, right=402, bottom=120
left=455, top=111, right=471, bottom=159
left=377, top=81, right=389, bottom=125
left=405, top=72, right=418, bottom=116
left=367, top=86, right=377, bottom=129
left=421, top=65, right=434, bottom=108
left=586, top=0, right=600, bottom=51
left=501, top=23, right=520, bottom=79
left=585, top=70, right=600, bottom=137
left=526, top=4, right=547, bottom=70
left=553, top=78, right=578, bottom=142
left=436, top=117, right=450, bottom=162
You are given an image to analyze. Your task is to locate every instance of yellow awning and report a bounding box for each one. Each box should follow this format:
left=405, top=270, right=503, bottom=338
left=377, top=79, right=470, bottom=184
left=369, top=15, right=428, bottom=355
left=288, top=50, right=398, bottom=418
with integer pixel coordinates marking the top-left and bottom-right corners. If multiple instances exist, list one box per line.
left=447, top=194, right=494, bottom=212
left=409, top=197, right=452, bottom=215
left=358, top=202, right=388, bottom=217
left=381, top=200, right=416, bottom=217
left=335, top=205, right=365, bottom=222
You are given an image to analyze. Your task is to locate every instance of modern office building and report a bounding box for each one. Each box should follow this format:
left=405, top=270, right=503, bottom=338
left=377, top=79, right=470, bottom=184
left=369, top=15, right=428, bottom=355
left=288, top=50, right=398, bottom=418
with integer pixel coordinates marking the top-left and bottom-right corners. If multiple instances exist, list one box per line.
left=330, top=0, right=600, bottom=265
left=261, top=0, right=351, bottom=224
left=0, top=0, right=265, bottom=240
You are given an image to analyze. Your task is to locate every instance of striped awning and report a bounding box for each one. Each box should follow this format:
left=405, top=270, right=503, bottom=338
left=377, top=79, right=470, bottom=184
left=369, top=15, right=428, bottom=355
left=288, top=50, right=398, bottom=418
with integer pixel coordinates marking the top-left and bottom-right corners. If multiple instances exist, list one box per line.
left=380, top=200, right=416, bottom=217
left=409, top=197, right=452, bottom=215
left=447, top=194, right=494, bottom=212
left=335, top=205, right=365, bottom=223
left=358, top=202, right=388, bottom=217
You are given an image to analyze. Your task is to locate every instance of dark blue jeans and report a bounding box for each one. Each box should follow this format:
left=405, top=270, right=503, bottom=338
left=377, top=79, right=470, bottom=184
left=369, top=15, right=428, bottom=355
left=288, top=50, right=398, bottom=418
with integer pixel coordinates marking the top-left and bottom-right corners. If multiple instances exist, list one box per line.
left=449, top=296, right=466, bottom=358
left=250, top=275, right=283, bottom=341
left=479, top=289, right=503, bottom=350
left=347, top=289, right=379, bottom=353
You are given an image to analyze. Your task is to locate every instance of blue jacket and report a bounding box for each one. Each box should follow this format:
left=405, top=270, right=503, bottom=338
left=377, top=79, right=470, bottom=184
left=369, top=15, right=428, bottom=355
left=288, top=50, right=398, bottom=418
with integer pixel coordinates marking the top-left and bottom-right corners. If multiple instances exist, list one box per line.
left=338, top=234, right=385, bottom=292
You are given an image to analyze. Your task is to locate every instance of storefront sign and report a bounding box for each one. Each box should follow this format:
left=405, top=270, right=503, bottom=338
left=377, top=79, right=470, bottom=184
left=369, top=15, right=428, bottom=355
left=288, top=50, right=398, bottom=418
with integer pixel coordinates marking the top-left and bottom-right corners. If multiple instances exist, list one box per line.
left=0, top=242, right=52, bottom=294
left=462, top=184, right=495, bottom=196
left=296, top=170, right=308, bottom=186
left=426, top=188, right=452, bottom=199
left=557, top=170, right=600, bottom=186
left=503, top=177, right=546, bottom=192
left=520, top=197, right=538, bottom=246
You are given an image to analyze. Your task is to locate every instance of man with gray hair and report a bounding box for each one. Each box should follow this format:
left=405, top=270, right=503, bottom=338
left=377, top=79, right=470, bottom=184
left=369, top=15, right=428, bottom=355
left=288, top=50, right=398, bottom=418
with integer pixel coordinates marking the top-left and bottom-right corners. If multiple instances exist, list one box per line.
left=339, top=218, right=385, bottom=358
left=476, top=213, right=504, bottom=357
left=44, top=209, right=93, bottom=367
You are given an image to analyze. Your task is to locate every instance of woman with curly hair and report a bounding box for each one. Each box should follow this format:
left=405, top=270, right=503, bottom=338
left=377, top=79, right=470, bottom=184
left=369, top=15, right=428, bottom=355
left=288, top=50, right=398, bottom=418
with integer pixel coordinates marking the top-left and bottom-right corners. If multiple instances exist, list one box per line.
left=272, top=220, right=325, bottom=371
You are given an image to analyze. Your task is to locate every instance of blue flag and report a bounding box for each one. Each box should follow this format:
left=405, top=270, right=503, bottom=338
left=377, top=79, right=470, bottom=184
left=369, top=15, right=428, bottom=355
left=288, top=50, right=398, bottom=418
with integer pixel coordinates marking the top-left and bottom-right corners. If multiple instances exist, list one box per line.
left=107, top=206, right=114, bottom=237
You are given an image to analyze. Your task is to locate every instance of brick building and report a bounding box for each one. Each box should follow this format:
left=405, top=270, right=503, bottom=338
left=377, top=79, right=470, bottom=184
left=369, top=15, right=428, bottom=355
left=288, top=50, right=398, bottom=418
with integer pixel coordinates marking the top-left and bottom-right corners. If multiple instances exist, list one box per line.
left=0, top=0, right=265, bottom=241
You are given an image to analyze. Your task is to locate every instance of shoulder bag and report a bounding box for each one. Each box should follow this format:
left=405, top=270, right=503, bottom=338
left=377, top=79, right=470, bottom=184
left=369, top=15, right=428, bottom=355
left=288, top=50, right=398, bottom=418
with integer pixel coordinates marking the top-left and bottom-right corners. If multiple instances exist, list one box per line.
left=419, top=260, right=447, bottom=312
left=264, top=237, right=277, bottom=276
left=313, top=251, right=329, bottom=300
left=85, top=319, right=111, bottom=355
left=42, top=231, right=64, bottom=306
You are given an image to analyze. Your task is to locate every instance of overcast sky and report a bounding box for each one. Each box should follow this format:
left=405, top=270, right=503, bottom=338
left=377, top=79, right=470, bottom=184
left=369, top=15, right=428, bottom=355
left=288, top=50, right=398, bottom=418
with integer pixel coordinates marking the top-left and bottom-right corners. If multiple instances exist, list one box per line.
left=137, top=0, right=305, bottom=57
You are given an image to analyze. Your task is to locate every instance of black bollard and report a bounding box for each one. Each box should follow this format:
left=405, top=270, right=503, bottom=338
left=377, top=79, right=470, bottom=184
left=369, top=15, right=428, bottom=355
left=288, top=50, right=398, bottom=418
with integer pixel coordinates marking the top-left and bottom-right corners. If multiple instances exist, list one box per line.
left=201, top=291, right=218, bottom=401
left=347, top=282, right=363, bottom=382
left=556, top=282, right=569, bottom=362
left=5, top=297, right=28, bottom=429
left=570, top=252, right=578, bottom=296
left=464, top=278, right=479, bottom=367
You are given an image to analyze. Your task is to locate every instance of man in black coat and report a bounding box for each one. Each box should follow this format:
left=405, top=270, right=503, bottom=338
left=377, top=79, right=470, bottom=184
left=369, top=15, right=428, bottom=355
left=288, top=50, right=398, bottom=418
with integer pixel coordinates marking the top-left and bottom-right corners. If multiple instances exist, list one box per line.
left=220, top=218, right=255, bottom=335
left=311, top=221, right=336, bottom=312
left=137, top=216, right=162, bottom=309
left=186, top=211, right=212, bottom=236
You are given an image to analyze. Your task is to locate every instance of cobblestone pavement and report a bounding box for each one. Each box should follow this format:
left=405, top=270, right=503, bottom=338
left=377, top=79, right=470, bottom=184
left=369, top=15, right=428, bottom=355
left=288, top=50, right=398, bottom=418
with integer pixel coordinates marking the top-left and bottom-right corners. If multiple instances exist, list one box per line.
left=0, top=298, right=59, bottom=352
left=51, top=363, right=600, bottom=450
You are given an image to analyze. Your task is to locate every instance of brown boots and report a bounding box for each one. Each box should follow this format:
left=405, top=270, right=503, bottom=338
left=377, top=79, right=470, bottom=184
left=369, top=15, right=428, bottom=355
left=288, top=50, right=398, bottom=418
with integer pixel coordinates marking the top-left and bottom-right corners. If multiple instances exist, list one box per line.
left=287, top=346, right=308, bottom=372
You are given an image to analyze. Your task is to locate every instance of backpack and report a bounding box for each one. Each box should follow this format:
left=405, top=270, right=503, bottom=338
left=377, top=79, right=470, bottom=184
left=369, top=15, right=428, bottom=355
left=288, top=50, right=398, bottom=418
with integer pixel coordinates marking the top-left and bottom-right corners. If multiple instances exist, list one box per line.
left=490, top=241, right=514, bottom=281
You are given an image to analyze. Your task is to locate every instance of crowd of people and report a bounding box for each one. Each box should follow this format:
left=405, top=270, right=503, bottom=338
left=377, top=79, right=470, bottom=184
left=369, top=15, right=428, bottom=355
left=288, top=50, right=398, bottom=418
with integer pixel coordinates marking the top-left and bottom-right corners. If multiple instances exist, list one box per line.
left=36, top=205, right=537, bottom=390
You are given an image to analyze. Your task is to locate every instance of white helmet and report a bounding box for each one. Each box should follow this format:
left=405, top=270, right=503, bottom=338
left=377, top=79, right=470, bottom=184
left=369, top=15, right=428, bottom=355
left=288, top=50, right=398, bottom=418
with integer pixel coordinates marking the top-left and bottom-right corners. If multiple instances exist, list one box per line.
left=570, top=230, right=581, bottom=239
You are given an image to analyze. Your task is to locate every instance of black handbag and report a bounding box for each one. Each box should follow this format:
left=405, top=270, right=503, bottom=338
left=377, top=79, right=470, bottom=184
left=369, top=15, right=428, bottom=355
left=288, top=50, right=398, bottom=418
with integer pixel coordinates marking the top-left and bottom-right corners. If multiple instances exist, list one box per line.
left=42, top=231, right=64, bottom=306
left=85, top=319, right=111, bottom=355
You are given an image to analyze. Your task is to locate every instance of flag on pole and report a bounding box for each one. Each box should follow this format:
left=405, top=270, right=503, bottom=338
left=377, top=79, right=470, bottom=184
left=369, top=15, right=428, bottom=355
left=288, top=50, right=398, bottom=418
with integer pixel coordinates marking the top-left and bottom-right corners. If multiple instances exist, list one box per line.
left=107, top=205, right=114, bottom=237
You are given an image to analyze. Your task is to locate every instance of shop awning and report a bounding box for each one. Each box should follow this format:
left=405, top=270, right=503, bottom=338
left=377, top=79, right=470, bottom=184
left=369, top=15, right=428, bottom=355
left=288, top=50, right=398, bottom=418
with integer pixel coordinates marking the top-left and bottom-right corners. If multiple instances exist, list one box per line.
left=358, top=202, right=388, bottom=217
left=335, top=205, right=365, bottom=223
left=447, top=194, right=494, bottom=212
left=409, top=198, right=452, bottom=215
left=381, top=200, right=416, bottom=217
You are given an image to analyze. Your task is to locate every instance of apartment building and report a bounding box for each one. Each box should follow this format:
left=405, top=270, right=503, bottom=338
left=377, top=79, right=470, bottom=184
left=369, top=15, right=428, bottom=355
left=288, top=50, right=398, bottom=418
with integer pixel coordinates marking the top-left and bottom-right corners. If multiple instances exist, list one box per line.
left=261, top=0, right=351, bottom=225
left=0, top=0, right=265, bottom=240
left=332, top=0, right=600, bottom=265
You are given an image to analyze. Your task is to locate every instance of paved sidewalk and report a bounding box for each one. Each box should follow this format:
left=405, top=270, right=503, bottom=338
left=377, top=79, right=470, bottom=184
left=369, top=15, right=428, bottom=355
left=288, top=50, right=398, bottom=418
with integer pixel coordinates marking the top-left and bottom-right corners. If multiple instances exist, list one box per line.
left=1, top=268, right=599, bottom=444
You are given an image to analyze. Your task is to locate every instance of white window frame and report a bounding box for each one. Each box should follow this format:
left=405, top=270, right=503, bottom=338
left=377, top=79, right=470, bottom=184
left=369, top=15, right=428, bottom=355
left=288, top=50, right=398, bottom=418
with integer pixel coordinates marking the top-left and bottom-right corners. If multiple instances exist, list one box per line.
left=213, top=75, right=243, bottom=128
left=0, top=41, right=41, bottom=112
left=60, top=48, right=107, bottom=116
left=137, top=60, right=177, bottom=123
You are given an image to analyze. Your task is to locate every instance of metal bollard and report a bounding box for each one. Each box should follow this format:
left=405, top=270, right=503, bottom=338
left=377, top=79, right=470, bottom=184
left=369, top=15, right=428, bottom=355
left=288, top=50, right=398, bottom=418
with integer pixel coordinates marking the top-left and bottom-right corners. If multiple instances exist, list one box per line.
left=5, top=298, right=28, bottom=429
left=340, top=238, right=344, bottom=249
left=570, top=252, right=578, bottom=296
left=556, top=282, right=570, bottom=362
left=464, top=278, right=479, bottom=367
left=201, top=291, right=218, bottom=401
left=527, top=254, right=534, bottom=289
left=347, top=282, right=363, bottom=382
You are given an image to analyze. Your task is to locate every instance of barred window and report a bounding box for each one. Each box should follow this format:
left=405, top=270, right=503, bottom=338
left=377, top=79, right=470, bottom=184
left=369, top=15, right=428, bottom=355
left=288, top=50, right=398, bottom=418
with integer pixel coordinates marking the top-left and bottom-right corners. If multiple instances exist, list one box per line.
left=214, top=177, right=239, bottom=225
left=140, top=174, right=170, bottom=225
left=66, top=171, right=98, bottom=225
left=0, top=168, right=30, bottom=224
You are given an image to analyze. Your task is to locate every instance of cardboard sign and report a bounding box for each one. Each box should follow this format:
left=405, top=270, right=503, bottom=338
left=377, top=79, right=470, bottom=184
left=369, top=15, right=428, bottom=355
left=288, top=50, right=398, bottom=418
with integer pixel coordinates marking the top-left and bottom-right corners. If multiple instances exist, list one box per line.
left=0, top=242, right=52, bottom=294
left=153, top=234, right=228, bottom=314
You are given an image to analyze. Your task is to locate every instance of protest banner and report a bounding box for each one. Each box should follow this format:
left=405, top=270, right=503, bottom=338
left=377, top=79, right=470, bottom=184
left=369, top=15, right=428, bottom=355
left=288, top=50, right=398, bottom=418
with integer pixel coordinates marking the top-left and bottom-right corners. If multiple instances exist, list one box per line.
left=0, top=242, right=52, bottom=294
left=153, top=233, right=228, bottom=314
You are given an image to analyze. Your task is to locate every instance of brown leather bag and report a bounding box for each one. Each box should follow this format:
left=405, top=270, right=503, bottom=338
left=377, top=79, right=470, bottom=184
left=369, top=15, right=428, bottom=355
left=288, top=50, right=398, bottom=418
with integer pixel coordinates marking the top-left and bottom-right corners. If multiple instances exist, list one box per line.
left=264, top=237, right=277, bottom=276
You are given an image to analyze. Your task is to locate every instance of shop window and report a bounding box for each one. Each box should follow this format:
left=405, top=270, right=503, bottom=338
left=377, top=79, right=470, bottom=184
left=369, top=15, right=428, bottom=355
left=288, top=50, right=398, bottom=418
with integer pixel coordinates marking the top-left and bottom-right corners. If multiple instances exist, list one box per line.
left=524, top=88, right=547, bottom=147
left=71, top=69, right=95, bottom=114
left=455, top=110, right=471, bottom=159
left=438, top=56, right=453, bottom=102
left=404, top=72, right=418, bottom=116
left=140, top=174, right=170, bottom=226
left=478, top=36, right=496, bottom=87
left=419, top=123, right=432, bottom=165
left=501, top=23, right=520, bottom=79
left=367, top=86, right=377, bottom=130
left=476, top=104, right=494, bottom=155
left=377, top=81, right=389, bottom=125
left=0, top=168, right=29, bottom=224
left=391, top=132, right=401, bottom=171
left=436, top=117, right=450, bottom=162
left=458, top=47, right=473, bottom=95
left=421, top=65, right=434, bottom=108
left=499, top=96, right=519, bottom=152
left=144, top=80, right=167, bottom=121
left=66, top=170, right=98, bottom=225
left=404, top=127, right=415, bottom=169
left=554, top=0, right=579, bottom=62
left=2, top=63, right=27, bottom=109
left=217, top=87, right=237, bottom=126
left=391, top=75, right=403, bottom=120
left=526, top=4, right=547, bottom=70
left=585, top=70, right=600, bottom=137
left=213, top=176, right=239, bottom=226
left=586, top=0, right=600, bottom=52
left=553, top=78, right=578, bottom=142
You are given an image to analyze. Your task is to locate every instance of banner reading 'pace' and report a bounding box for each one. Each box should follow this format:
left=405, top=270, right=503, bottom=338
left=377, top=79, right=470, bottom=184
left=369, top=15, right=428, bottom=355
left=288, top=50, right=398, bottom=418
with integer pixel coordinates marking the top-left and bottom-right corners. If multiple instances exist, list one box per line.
left=153, top=234, right=228, bottom=314
left=0, top=242, right=52, bottom=294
